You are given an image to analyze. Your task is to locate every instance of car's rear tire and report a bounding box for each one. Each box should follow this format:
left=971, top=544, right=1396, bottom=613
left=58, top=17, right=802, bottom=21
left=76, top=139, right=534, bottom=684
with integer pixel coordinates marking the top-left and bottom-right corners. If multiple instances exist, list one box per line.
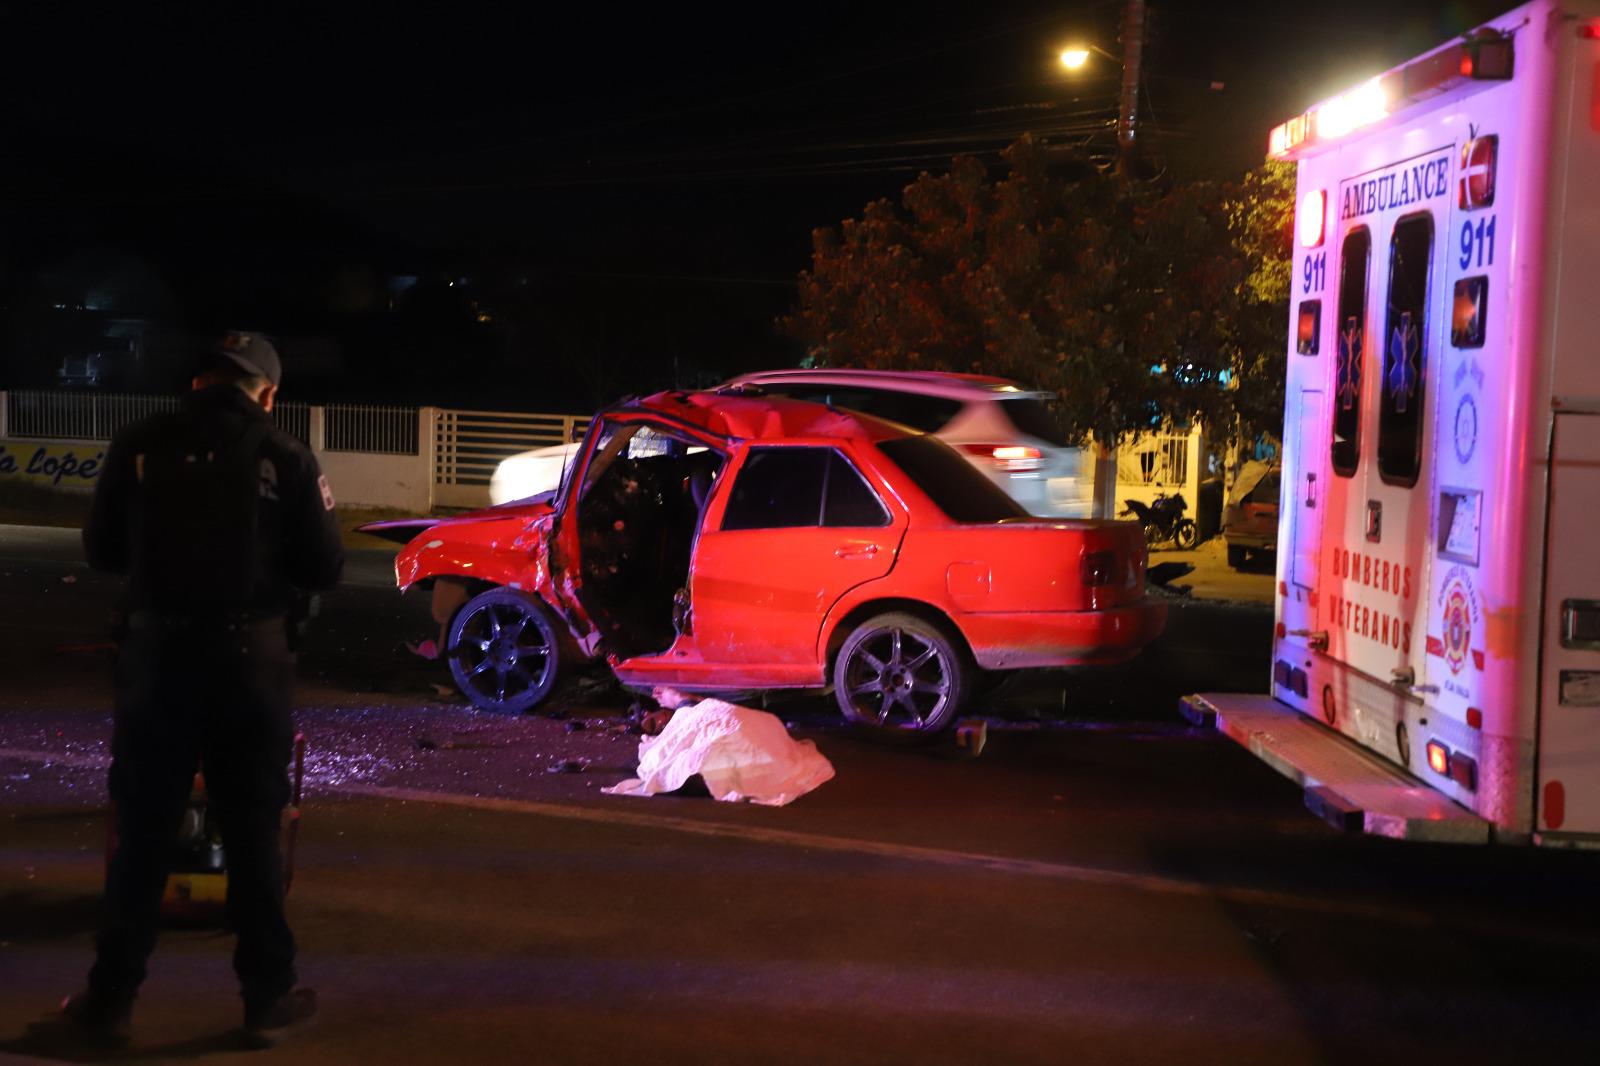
left=446, top=587, right=561, bottom=715
left=1226, top=543, right=1248, bottom=569
left=832, top=612, right=969, bottom=739
left=1174, top=518, right=1198, bottom=550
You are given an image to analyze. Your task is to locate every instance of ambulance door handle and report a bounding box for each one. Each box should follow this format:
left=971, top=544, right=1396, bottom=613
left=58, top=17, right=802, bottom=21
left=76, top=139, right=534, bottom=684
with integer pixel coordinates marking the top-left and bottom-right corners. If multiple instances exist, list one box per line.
left=1390, top=667, right=1439, bottom=695
left=1288, top=628, right=1329, bottom=652
left=1305, top=472, right=1317, bottom=509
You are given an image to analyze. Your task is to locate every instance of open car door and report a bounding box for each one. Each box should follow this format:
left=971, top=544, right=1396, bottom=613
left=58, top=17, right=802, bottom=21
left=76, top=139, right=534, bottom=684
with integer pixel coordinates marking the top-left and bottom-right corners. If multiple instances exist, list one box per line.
left=550, top=416, right=726, bottom=662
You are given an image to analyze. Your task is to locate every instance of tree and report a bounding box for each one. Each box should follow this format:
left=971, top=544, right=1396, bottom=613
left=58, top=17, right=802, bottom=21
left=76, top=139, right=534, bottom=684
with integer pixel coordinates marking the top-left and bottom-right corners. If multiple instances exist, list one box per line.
left=781, top=138, right=1292, bottom=446
left=1223, top=160, right=1295, bottom=439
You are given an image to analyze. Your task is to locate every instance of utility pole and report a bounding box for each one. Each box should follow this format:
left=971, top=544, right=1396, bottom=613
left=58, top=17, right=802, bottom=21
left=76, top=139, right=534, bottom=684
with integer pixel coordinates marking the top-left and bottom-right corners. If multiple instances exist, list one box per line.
left=1116, top=0, right=1146, bottom=161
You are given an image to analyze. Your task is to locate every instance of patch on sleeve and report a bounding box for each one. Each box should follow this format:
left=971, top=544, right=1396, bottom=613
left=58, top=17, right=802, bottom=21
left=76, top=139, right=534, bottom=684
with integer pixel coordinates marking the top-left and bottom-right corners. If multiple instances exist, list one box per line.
left=318, top=474, right=336, bottom=511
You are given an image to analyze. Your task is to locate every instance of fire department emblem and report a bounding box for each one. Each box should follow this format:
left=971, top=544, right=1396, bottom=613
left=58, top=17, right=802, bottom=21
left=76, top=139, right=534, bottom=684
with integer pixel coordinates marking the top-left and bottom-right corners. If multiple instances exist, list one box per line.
left=1442, top=580, right=1472, bottom=674
left=1337, top=316, right=1362, bottom=411
left=1388, top=311, right=1420, bottom=413
left=1458, top=132, right=1497, bottom=210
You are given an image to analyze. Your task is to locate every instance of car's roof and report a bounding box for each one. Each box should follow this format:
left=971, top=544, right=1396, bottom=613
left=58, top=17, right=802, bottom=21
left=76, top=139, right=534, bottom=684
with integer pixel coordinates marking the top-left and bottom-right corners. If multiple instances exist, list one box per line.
left=724, top=367, right=1041, bottom=401
left=624, top=390, right=910, bottom=444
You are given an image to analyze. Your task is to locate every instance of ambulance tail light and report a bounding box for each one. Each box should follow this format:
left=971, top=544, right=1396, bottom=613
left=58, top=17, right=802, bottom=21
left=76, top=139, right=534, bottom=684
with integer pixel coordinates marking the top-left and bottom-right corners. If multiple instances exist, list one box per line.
left=1424, top=740, right=1480, bottom=791
left=1581, top=22, right=1600, bottom=39
left=1273, top=658, right=1308, bottom=697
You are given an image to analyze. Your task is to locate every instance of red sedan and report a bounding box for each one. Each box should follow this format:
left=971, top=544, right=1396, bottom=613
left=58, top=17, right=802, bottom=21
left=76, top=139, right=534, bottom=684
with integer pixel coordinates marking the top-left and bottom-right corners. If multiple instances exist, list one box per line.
left=378, top=390, right=1166, bottom=736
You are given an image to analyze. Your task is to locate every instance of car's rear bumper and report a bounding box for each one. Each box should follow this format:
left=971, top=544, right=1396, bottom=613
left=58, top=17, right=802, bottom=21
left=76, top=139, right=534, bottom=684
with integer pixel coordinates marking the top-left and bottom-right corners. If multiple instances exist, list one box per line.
left=1224, top=530, right=1277, bottom=550
left=959, top=598, right=1168, bottom=671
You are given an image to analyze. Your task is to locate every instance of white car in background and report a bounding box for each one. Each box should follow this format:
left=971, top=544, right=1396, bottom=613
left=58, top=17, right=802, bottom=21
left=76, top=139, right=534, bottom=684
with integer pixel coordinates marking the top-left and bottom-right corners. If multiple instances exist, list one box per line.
left=722, top=368, right=1095, bottom=518
left=488, top=441, right=582, bottom=505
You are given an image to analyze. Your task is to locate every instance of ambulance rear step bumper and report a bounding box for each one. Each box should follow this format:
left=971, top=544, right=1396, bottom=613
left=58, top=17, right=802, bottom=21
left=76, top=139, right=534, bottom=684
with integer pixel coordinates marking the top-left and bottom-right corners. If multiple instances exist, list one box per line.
left=1181, top=692, right=1490, bottom=844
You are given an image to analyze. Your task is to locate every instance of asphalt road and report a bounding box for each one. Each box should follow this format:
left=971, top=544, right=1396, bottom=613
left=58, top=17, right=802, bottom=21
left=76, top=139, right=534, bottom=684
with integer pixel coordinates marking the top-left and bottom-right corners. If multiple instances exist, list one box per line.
left=2, top=525, right=1598, bottom=1064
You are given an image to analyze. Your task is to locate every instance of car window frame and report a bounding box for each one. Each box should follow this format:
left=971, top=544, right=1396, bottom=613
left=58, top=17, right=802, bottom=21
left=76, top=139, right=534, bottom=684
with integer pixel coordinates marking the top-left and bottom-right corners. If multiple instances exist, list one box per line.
left=717, top=444, right=893, bottom=532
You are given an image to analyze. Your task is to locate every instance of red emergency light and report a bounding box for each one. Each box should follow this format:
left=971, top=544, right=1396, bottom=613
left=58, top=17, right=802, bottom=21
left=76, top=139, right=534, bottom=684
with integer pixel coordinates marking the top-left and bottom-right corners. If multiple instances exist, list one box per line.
left=1268, top=31, right=1514, bottom=159
left=1426, top=740, right=1450, bottom=776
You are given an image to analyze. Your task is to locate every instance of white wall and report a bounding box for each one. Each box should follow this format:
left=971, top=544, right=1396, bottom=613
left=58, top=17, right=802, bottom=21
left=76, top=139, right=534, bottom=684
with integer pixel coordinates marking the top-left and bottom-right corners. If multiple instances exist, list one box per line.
left=316, top=449, right=434, bottom=510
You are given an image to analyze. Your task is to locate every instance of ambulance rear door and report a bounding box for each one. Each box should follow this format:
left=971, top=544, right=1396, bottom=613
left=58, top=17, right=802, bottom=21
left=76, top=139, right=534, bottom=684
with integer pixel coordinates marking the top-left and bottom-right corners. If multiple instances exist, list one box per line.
left=1537, top=412, right=1600, bottom=836
left=1323, top=149, right=1454, bottom=707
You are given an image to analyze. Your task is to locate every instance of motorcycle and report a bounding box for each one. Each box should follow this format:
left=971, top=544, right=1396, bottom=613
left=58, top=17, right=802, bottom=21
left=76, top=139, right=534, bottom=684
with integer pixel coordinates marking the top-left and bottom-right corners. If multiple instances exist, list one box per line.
left=1121, top=493, right=1197, bottom=550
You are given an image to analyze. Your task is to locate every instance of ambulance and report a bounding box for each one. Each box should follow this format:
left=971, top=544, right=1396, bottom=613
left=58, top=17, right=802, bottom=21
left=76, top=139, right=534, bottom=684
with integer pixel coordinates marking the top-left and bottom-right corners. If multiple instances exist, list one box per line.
left=1183, top=0, right=1600, bottom=844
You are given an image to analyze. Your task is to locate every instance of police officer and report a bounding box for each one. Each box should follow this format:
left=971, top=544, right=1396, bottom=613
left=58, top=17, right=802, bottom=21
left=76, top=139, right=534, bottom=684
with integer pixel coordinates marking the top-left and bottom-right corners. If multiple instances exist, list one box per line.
left=64, top=332, right=343, bottom=1049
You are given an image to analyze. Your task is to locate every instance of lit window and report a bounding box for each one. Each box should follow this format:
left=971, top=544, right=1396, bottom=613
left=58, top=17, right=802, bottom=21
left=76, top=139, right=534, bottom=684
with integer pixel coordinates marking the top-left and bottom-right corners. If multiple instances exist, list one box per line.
left=1378, top=214, right=1435, bottom=487
left=1451, top=276, right=1488, bottom=348
left=1331, top=229, right=1371, bottom=478
left=1297, top=300, right=1322, bottom=355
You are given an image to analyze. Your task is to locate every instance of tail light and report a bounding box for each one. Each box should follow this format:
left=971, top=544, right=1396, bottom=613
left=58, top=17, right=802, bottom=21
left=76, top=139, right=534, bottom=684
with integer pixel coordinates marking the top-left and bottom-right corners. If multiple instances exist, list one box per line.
left=1080, top=549, right=1118, bottom=587
left=1425, top=739, right=1478, bottom=790
left=958, top=443, right=1043, bottom=471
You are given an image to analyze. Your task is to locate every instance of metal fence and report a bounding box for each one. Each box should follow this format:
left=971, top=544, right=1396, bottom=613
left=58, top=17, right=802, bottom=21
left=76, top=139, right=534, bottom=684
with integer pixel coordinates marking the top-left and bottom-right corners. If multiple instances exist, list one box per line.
left=325, top=403, right=419, bottom=455
left=1117, top=433, right=1190, bottom=487
left=273, top=402, right=311, bottom=445
left=4, top=389, right=314, bottom=446
left=5, top=390, right=178, bottom=441
left=434, top=408, right=587, bottom=488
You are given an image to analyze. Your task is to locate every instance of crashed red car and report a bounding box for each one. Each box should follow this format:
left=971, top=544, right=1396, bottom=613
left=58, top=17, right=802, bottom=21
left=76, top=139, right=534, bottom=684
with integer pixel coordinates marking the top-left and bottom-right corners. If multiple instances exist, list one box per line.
left=374, top=390, right=1167, bottom=736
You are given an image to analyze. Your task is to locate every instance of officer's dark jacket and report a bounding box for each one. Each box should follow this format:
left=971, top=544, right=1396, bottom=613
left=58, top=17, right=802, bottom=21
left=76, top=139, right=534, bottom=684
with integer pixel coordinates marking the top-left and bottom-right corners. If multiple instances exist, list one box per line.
left=83, top=384, right=345, bottom=614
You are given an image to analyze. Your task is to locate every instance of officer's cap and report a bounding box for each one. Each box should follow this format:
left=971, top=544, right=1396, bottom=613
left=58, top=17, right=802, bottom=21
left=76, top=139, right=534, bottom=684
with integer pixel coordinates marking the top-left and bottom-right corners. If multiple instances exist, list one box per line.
left=214, top=331, right=282, bottom=387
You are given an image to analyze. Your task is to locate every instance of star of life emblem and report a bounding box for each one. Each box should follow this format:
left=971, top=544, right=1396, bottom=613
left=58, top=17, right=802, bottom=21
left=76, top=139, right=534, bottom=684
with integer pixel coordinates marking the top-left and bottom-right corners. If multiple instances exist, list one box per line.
left=1388, top=311, right=1420, bottom=414
left=1337, top=316, right=1362, bottom=411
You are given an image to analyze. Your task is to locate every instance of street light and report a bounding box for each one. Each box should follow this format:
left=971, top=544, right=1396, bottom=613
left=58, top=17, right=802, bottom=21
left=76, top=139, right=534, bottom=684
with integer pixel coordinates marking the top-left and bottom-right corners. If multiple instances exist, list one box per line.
left=1058, top=43, right=1115, bottom=71
left=1055, top=0, right=1146, bottom=164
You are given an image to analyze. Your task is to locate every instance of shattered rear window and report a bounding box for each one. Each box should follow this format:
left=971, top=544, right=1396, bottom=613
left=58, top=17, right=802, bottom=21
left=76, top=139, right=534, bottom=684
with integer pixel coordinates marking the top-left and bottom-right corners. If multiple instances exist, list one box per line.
left=877, top=436, right=1029, bottom=523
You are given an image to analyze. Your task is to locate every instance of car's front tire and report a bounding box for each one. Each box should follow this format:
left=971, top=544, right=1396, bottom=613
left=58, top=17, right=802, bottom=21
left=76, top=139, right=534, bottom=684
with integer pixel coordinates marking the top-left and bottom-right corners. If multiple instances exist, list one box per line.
left=832, top=612, right=969, bottom=739
left=446, top=587, right=561, bottom=714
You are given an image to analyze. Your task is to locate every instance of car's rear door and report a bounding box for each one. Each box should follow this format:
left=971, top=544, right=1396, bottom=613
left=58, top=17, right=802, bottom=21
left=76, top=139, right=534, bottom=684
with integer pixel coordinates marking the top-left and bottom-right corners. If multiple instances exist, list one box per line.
left=690, top=444, right=905, bottom=671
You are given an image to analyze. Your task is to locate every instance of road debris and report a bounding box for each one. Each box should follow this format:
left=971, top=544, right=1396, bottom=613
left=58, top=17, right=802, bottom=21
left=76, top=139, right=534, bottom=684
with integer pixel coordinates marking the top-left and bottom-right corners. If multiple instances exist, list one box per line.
left=954, top=718, right=988, bottom=757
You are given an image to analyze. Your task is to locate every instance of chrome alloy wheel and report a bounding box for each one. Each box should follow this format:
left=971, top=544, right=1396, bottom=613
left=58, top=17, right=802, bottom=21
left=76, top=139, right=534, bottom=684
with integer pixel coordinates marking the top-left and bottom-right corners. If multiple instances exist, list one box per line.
left=834, top=613, right=966, bottom=736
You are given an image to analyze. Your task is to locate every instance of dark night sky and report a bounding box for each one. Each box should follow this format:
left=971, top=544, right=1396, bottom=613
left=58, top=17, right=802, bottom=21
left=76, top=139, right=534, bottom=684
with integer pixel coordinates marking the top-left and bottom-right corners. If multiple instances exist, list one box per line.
left=0, top=0, right=1511, bottom=407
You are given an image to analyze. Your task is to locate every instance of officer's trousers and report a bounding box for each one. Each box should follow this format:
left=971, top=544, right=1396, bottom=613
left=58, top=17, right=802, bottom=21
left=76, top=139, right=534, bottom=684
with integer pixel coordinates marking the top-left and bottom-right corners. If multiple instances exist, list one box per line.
left=90, top=616, right=297, bottom=1011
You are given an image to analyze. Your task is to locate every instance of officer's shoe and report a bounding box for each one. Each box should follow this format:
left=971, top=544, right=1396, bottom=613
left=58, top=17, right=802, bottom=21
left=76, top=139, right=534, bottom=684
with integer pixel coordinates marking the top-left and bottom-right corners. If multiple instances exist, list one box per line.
left=59, top=988, right=134, bottom=1048
left=242, top=987, right=318, bottom=1049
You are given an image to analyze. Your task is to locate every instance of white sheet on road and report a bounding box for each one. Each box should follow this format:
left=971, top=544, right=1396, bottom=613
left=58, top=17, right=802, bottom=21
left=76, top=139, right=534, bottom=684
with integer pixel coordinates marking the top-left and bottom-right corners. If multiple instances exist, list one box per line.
left=603, top=698, right=834, bottom=806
